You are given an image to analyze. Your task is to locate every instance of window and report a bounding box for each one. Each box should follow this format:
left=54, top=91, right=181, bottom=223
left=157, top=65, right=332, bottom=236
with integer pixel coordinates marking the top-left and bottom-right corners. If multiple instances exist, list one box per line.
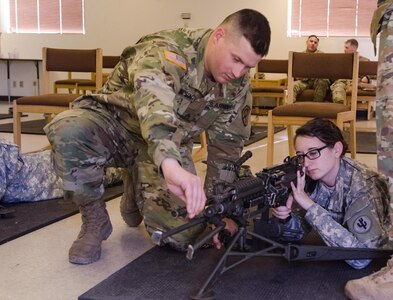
left=288, top=0, right=377, bottom=37
left=7, top=0, right=84, bottom=34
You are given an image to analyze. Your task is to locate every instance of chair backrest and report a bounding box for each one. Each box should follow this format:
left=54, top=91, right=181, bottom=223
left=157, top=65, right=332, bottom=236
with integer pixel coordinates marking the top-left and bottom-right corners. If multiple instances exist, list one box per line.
left=287, top=51, right=359, bottom=107
left=42, top=47, right=103, bottom=94
left=359, top=60, right=377, bottom=77
left=103, top=55, right=120, bottom=68
left=256, top=59, right=288, bottom=74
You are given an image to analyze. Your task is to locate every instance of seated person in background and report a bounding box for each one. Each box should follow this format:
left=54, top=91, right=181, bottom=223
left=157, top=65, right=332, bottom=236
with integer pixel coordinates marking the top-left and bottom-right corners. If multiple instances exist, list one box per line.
left=272, top=118, right=393, bottom=270
left=0, top=138, right=123, bottom=203
left=293, top=35, right=331, bottom=102
left=331, top=38, right=371, bottom=104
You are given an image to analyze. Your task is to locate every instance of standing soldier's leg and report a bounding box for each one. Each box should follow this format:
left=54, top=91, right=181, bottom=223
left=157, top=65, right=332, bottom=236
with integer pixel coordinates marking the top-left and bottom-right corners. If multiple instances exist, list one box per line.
left=376, top=13, right=393, bottom=181
left=345, top=7, right=393, bottom=300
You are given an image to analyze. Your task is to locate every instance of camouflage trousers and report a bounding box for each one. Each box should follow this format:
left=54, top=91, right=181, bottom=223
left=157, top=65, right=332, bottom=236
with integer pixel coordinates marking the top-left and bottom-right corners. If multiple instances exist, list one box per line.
left=376, top=10, right=393, bottom=180
left=330, top=79, right=347, bottom=104
left=293, top=78, right=330, bottom=101
left=45, top=99, right=205, bottom=250
left=0, top=138, right=123, bottom=203
left=0, top=139, right=63, bottom=202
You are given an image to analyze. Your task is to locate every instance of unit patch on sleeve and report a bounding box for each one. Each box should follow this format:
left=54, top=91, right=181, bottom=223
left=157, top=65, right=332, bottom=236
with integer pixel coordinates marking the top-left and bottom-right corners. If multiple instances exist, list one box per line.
left=353, top=215, right=372, bottom=234
left=241, top=105, right=251, bottom=127
left=164, top=50, right=186, bottom=70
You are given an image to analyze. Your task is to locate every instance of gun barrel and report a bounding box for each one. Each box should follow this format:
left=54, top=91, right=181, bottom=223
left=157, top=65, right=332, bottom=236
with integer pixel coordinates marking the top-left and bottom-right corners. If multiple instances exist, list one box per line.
left=172, top=207, right=187, bottom=218
left=234, top=151, right=252, bottom=169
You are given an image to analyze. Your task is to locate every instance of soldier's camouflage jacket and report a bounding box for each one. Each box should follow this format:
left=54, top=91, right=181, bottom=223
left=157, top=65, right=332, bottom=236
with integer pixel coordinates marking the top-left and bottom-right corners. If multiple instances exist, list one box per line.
left=84, top=28, right=252, bottom=194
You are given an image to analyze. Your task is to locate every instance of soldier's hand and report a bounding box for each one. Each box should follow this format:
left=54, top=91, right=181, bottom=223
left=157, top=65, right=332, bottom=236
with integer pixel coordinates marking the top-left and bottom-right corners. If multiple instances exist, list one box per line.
left=271, top=195, right=293, bottom=220
left=289, top=169, right=314, bottom=210
left=161, top=158, right=206, bottom=219
left=212, top=218, right=238, bottom=249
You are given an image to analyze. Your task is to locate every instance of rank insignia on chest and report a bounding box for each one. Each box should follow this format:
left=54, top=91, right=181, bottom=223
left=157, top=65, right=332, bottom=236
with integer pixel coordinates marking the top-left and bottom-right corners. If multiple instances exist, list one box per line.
left=164, top=50, right=187, bottom=70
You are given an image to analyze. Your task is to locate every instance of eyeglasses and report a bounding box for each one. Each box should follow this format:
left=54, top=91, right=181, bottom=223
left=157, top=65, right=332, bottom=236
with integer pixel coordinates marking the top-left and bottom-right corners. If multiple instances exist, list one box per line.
left=296, top=145, right=329, bottom=163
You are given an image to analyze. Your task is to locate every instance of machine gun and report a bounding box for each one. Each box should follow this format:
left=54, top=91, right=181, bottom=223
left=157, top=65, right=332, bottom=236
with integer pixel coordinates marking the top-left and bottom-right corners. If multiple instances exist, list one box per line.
left=151, top=151, right=393, bottom=300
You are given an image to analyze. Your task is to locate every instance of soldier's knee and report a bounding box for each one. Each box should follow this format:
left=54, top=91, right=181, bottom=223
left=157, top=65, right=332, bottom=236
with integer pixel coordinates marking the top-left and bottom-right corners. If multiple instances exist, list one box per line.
left=47, top=117, right=99, bottom=150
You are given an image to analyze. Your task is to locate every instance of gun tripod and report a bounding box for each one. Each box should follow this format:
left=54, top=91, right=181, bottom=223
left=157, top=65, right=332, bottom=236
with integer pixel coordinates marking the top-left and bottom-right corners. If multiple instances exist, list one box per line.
left=190, top=223, right=393, bottom=300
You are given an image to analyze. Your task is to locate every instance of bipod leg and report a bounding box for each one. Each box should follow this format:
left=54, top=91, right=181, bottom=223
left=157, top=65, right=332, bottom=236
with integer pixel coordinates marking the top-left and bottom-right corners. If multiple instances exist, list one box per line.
left=190, top=227, right=247, bottom=300
left=187, top=224, right=225, bottom=260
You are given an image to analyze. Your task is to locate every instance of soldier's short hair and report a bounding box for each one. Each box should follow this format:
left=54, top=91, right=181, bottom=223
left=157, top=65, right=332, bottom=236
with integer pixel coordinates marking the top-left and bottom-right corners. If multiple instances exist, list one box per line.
left=345, top=38, right=359, bottom=48
left=308, top=34, right=319, bottom=42
left=295, top=118, right=348, bottom=156
left=221, top=9, right=271, bottom=56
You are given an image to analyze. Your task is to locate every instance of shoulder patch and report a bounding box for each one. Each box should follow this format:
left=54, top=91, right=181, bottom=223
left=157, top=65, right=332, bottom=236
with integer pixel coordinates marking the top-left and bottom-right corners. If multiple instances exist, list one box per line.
left=352, top=215, right=372, bottom=234
left=164, top=50, right=186, bottom=70
left=241, top=105, right=251, bottom=127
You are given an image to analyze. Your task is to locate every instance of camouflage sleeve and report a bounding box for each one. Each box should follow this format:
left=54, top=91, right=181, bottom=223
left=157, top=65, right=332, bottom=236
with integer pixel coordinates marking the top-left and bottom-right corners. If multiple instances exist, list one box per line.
left=132, top=46, right=187, bottom=170
left=370, top=0, right=393, bottom=54
left=279, top=212, right=311, bottom=242
left=305, top=202, right=383, bottom=269
left=204, top=88, right=252, bottom=195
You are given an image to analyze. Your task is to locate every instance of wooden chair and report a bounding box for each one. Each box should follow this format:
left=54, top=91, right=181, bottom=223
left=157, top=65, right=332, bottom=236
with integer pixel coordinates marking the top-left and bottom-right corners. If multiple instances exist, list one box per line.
left=13, top=47, right=103, bottom=148
left=353, top=61, right=378, bottom=120
left=53, top=72, right=93, bottom=94
left=77, top=55, right=121, bottom=94
left=266, top=51, right=359, bottom=167
left=251, top=59, right=288, bottom=125
left=192, top=131, right=207, bottom=163
left=52, top=51, right=106, bottom=95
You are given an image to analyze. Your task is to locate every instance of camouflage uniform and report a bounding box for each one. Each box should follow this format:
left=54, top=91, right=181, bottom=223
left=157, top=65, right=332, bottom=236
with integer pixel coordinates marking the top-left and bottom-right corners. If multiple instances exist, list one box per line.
left=45, top=28, right=252, bottom=248
left=330, top=56, right=370, bottom=104
left=293, top=50, right=331, bottom=102
left=371, top=0, right=393, bottom=180
left=280, top=157, right=393, bottom=269
left=0, top=138, right=122, bottom=203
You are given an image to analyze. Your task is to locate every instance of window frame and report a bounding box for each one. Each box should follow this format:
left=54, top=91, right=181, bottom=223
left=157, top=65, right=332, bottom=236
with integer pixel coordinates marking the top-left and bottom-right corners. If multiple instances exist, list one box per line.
left=288, top=0, right=377, bottom=37
left=7, top=0, right=85, bottom=34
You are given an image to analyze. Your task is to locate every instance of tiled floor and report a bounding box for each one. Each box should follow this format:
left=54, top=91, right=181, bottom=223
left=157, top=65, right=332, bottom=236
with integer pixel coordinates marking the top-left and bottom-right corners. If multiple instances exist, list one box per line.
left=0, top=102, right=378, bottom=299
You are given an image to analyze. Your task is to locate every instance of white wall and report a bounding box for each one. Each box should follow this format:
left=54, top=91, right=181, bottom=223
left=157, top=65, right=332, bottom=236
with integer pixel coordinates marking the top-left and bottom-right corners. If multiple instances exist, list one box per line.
left=0, top=0, right=378, bottom=97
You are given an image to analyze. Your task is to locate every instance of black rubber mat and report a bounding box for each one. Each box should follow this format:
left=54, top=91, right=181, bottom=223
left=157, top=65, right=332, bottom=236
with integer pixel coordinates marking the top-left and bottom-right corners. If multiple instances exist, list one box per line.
left=246, top=126, right=284, bottom=146
left=0, top=183, right=123, bottom=245
left=79, top=243, right=387, bottom=300
left=343, top=131, right=376, bottom=154
left=0, top=118, right=45, bottom=134
left=0, top=113, right=13, bottom=120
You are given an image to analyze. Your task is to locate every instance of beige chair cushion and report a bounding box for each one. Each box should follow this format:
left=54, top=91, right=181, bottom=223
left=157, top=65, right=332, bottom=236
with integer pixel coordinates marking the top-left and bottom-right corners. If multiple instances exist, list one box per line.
left=252, top=86, right=286, bottom=93
left=272, top=102, right=350, bottom=118
left=55, top=79, right=94, bottom=85
left=15, top=94, right=80, bottom=106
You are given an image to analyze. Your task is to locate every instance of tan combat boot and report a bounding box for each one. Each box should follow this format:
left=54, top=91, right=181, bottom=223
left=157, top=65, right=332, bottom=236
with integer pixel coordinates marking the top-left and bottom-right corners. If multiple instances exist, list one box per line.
left=120, top=172, right=143, bottom=227
left=69, top=200, right=112, bottom=265
left=345, top=257, right=393, bottom=300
